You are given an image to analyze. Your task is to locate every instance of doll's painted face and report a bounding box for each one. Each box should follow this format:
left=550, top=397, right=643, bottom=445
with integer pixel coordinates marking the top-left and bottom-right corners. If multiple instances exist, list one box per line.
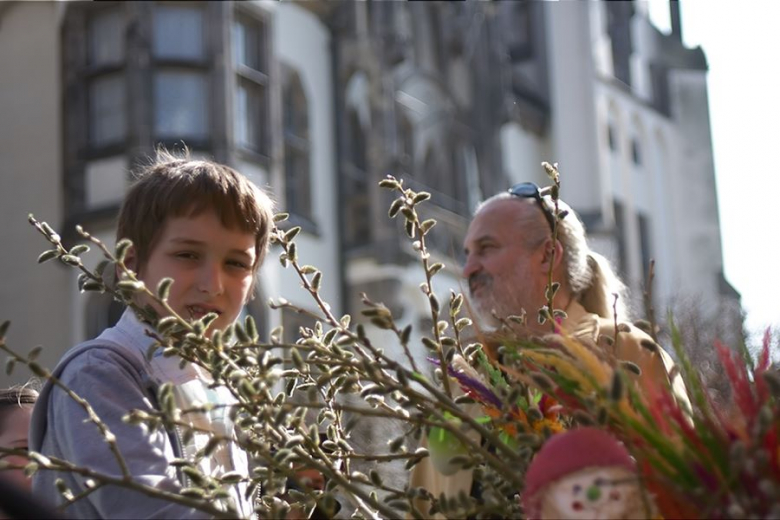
left=539, top=466, right=646, bottom=520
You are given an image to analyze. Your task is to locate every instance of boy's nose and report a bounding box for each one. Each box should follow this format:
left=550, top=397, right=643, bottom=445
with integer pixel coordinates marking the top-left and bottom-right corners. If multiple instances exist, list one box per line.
left=198, top=263, right=224, bottom=296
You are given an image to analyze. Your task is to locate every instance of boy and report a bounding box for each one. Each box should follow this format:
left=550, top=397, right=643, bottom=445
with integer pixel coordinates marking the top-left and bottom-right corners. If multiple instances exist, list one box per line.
left=30, top=151, right=275, bottom=518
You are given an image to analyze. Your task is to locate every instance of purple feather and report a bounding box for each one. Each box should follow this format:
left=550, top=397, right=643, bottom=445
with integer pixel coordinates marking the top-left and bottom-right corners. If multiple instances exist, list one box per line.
left=428, top=357, right=504, bottom=409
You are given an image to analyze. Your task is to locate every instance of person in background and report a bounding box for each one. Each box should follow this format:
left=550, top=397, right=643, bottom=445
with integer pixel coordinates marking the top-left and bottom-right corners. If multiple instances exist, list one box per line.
left=0, top=383, right=60, bottom=519
left=0, top=383, right=38, bottom=492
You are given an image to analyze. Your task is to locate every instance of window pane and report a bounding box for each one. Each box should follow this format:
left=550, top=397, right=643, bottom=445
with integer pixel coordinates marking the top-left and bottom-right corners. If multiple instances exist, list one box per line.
left=285, top=149, right=311, bottom=219
left=88, top=9, right=125, bottom=67
left=283, top=71, right=308, bottom=139
left=89, top=74, right=126, bottom=147
left=153, top=5, right=205, bottom=60
left=235, top=78, right=265, bottom=153
left=154, top=71, right=208, bottom=140
left=233, top=16, right=264, bottom=71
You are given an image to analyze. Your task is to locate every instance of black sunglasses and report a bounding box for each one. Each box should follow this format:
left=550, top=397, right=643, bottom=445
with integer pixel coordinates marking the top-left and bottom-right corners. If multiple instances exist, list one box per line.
left=508, top=182, right=557, bottom=231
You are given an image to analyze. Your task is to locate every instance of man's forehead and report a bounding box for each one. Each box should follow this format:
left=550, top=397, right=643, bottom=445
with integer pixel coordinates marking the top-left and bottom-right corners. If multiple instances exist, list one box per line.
left=466, top=199, right=530, bottom=239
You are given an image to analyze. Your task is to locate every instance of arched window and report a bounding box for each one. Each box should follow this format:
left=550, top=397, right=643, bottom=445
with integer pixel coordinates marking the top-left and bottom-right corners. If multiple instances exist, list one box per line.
left=282, top=66, right=311, bottom=221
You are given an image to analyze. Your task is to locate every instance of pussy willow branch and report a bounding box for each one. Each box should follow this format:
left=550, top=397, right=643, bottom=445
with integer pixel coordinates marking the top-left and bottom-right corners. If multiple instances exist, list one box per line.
left=542, top=162, right=562, bottom=333
left=285, top=334, right=524, bottom=475
left=273, top=233, right=394, bottom=371
left=28, top=452, right=233, bottom=518
left=29, top=215, right=196, bottom=334
left=59, top=481, right=108, bottom=511
left=391, top=182, right=452, bottom=398
left=390, top=319, right=421, bottom=374
left=643, top=259, right=659, bottom=343
left=252, top=422, right=399, bottom=519
left=270, top=328, right=523, bottom=472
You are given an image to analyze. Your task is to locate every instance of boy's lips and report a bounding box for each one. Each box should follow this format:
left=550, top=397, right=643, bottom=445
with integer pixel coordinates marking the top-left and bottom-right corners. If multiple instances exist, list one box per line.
left=186, top=304, right=223, bottom=319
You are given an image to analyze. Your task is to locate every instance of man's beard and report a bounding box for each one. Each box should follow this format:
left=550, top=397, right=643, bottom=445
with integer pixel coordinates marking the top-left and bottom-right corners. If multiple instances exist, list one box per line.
left=469, top=273, right=530, bottom=330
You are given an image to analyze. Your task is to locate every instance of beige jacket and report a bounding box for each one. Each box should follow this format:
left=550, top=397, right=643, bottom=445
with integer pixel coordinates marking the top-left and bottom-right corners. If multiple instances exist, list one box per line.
left=409, top=301, right=689, bottom=518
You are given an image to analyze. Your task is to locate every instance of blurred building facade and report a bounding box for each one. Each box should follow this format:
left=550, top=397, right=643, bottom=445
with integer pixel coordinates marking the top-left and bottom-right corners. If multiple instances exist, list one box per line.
left=0, top=0, right=739, bottom=385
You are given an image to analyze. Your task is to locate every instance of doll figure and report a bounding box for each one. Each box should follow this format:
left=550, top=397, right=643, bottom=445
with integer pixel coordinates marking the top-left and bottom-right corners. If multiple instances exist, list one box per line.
left=522, top=427, right=657, bottom=519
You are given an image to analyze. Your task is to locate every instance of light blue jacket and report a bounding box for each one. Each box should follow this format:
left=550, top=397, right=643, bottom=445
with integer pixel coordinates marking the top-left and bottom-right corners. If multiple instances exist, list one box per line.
left=30, top=309, right=250, bottom=519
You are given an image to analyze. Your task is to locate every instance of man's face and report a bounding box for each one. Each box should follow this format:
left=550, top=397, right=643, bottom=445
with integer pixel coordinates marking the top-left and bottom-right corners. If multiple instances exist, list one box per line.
left=132, top=210, right=257, bottom=333
left=462, top=199, right=547, bottom=327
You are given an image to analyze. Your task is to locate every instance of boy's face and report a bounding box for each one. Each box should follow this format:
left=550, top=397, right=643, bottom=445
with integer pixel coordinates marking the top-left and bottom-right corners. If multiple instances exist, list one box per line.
left=131, top=210, right=257, bottom=333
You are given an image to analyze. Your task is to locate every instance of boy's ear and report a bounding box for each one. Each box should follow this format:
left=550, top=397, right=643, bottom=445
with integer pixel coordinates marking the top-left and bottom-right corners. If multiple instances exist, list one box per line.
left=121, top=245, right=138, bottom=276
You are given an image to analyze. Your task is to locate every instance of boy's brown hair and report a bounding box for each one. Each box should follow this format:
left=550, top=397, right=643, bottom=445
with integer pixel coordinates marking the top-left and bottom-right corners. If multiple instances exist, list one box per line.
left=117, top=149, right=275, bottom=277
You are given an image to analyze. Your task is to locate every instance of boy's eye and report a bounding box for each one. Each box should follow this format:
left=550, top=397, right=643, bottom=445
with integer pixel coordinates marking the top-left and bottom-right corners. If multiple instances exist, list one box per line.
left=227, top=260, right=250, bottom=270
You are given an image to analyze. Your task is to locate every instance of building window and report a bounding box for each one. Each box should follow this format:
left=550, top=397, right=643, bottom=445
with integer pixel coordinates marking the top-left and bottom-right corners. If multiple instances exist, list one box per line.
left=631, top=138, right=642, bottom=166
left=88, top=74, right=127, bottom=148
left=233, top=12, right=269, bottom=156
left=613, top=199, right=628, bottom=278
left=154, top=71, right=209, bottom=140
left=343, top=108, right=371, bottom=248
left=607, top=124, right=617, bottom=152
left=282, top=67, right=312, bottom=222
left=88, top=8, right=125, bottom=67
left=86, top=8, right=127, bottom=149
left=152, top=4, right=205, bottom=61
left=65, top=1, right=229, bottom=216
left=152, top=3, right=209, bottom=145
left=606, top=1, right=633, bottom=87
left=638, top=212, right=652, bottom=281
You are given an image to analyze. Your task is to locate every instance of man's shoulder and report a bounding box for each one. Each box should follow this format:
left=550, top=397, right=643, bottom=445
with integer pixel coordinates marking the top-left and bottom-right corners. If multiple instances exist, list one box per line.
left=593, top=316, right=659, bottom=350
left=565, top=301, right=656, bottom=347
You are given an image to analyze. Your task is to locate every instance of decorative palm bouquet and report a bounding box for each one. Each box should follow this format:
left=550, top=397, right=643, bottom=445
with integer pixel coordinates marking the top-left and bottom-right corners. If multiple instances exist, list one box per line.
left=486, top=318, right=779, bottom=518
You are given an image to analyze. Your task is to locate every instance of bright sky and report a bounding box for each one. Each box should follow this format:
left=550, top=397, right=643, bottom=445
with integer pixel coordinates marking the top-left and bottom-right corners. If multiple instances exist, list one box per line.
left=647, top=0, right=779, bottom=342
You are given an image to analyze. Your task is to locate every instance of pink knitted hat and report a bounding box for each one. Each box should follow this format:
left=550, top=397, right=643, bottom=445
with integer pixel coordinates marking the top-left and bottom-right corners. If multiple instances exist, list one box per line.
left=522, top=428, right=636, bottom=515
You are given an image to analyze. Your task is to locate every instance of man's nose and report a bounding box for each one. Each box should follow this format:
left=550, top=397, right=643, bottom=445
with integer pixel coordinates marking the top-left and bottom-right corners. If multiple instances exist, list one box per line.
left=462, top=253, right=480, bottom=281
left=198, top=262, right=224, bottom=296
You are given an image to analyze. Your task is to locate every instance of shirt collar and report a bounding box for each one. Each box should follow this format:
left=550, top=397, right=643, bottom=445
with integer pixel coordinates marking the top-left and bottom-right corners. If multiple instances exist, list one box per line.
left=99, top=307, right=158, bottom=356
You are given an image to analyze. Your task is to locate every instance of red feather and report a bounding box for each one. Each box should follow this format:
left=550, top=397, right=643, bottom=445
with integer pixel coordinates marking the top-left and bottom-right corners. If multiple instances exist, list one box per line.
left=715, top=340, right=757, bottom=422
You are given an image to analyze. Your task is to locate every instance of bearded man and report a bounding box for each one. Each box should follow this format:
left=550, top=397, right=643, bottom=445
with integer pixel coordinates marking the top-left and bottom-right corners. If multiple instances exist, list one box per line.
left=410, top=182, right=688, bottom=518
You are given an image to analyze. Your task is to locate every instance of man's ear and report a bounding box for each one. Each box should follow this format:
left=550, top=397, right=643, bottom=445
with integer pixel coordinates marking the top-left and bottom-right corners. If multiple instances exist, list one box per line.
left=540, top=238, right=564, bottom=270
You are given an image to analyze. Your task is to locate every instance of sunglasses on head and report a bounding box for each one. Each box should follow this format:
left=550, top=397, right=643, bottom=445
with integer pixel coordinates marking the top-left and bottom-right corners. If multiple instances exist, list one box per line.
left=508, top=182, right=557, bottom=231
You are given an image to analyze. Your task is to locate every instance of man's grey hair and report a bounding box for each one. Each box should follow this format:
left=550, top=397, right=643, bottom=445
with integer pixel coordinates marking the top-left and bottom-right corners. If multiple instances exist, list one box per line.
left=476, top=192, right=630, bottom=321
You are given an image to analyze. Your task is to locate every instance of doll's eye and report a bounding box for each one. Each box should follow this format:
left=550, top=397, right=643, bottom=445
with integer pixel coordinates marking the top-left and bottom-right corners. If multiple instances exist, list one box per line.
left=572, top=484, right=582, bottom=494
left=594, top=477, right=605, bottom=487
